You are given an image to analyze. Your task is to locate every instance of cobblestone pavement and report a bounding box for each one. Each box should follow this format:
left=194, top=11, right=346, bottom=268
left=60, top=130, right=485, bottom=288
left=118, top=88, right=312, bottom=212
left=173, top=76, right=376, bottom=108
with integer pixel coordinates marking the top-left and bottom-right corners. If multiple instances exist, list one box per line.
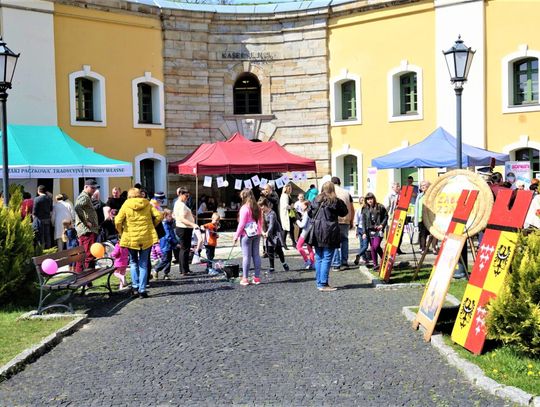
left=0, top=239, right=507, bottom=406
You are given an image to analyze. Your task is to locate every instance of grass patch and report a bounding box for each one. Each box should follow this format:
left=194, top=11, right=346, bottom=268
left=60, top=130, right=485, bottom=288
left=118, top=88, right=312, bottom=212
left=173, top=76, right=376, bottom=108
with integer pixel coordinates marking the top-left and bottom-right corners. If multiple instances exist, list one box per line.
left=447, top=279, right=468, bottom=302
left=0, top=307, right=75, bottom=366
left=443, top=337, right=540, bottom=395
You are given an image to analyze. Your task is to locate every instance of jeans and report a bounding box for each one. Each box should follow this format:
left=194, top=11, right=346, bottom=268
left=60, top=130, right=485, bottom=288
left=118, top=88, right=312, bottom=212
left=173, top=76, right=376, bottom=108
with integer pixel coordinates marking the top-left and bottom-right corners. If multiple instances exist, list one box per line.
left=315, top=246, right=334, bottom=288
left=129, top=247, right=151, bottom=293
left=155, top=249, right=172, bottom=275
left=332, top=224, right=350, bottom=267
left=357, top=228, right=369, bottom=260
left=240, top=235, right=261, bottom=279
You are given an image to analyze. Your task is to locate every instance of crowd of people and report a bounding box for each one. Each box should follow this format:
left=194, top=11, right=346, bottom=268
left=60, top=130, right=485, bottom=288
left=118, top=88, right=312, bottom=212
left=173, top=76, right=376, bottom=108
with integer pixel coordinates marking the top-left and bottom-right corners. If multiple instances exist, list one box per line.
left=16, top=170, right=540, bottom=297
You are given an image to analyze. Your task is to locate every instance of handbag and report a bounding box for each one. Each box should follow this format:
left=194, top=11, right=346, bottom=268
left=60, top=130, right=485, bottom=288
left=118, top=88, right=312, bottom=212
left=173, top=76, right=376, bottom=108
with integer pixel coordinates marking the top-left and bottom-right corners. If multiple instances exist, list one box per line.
left=244, top=221, right=259, bottom=237
left=304, top=204, right=323, bottom=246
left=155, top=222, right=166, bottom=239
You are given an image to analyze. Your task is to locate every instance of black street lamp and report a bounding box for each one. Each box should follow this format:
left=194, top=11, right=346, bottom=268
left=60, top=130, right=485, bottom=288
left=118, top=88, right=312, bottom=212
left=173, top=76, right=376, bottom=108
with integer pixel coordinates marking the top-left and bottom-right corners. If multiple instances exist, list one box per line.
left=443, top=36, right=475, bottom=169
left=0, top=38, right=20, bottom=207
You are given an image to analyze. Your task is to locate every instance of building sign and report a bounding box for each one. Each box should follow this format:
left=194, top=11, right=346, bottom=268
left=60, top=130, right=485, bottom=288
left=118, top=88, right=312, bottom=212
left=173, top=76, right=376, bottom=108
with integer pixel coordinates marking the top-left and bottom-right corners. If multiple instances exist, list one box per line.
left=0, top=165, right=133, bottom=178
left=221, top=51, right=275, bottom=62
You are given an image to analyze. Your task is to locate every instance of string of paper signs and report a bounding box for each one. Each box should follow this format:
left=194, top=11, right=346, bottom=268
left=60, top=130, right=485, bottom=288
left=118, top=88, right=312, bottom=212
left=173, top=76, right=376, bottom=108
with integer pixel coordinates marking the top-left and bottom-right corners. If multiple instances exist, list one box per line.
left=202, top=171, right=309, bottom=190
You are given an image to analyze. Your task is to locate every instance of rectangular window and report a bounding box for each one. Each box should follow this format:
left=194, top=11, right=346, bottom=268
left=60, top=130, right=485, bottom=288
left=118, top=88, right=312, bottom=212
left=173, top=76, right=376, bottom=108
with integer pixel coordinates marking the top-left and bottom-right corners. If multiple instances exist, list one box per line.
left=138, top=83, right=153, bottom=124
left=75, top=78, right=94, bottom=121
left=514, top=58, right=538, bottom=105
left=400, top=73, right=417, bottom=114
left=341, top=81, right=356, bottom=120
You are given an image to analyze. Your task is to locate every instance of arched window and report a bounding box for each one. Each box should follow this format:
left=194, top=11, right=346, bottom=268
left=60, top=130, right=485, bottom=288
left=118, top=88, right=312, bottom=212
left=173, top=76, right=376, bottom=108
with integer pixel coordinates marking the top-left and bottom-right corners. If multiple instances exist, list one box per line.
left=513, top=57, right=539, bottom=105
left=69, top=65, right=106, bottom=126
left=233, top=73, right=261, bottom=114
left=343, top=155, right=358, bottom=194
left=131, top=73, right=165, bottom=128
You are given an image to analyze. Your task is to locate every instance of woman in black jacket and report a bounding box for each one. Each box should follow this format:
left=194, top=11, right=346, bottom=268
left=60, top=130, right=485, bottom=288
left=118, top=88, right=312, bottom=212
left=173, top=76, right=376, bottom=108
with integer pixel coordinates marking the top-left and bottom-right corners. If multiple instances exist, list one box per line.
left=308, top=181, right=348, bottom=291
left=361, top=192, right=388, bottom=271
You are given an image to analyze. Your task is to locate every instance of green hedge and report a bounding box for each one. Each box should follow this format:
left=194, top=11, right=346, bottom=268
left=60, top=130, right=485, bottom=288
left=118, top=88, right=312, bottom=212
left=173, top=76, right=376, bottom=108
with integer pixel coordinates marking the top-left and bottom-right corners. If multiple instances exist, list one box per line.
left=0, top=187, right=40, bottom=306
left=487, top=230, right=540, bottom=358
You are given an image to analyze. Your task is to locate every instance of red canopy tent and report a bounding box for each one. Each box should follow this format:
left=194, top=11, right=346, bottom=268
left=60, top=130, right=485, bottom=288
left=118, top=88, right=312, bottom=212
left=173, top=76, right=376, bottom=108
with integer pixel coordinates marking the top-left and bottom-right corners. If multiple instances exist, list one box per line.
left=168, top=133, right=316, bottom=175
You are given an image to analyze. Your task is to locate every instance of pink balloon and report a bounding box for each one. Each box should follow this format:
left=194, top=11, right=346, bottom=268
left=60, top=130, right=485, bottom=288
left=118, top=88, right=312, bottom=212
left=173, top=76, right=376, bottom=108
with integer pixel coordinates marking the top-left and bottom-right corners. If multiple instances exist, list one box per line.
left=41, top=258, right=58, bottom=275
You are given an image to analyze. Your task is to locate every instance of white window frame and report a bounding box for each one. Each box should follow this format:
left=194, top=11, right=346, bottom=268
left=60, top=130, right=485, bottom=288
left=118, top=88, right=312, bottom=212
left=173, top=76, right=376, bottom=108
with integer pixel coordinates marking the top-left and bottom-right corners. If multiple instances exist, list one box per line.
left=134, top=148, right=167, bottom=198
left=331, top=145, right=363, bottom=197
left=387, top=61, right=423, bottom=122
left=330, top=69, right=362, bottom=126
left=132, top=72, right=165, bottom=129
left=69, top=65, right=106, bottom=127
left=502, top=45, right=540, bottom=114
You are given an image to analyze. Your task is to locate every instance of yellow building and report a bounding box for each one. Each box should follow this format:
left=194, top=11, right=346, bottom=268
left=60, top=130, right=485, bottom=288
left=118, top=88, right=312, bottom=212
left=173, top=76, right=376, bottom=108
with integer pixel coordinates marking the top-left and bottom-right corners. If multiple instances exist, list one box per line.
left=54, top=3, right=166, bottom=200
left=328, top=0, right=540, bottom=200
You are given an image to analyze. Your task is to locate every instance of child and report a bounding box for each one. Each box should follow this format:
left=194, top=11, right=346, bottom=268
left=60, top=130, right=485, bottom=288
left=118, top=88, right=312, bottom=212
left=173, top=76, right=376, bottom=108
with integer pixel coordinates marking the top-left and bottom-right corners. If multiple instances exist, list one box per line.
left=111, top=241, right=129, bottom=289
left=295, top=200, right=315, bottom=269
left=258, top=197, right=289, bottom=273
left=201, top=213, right=220, bottom=275
left=354, top=196, right=370, bottom=266
left=63, top=219, right=79, bottom=271
left=152, top=209, right=178, bottom=280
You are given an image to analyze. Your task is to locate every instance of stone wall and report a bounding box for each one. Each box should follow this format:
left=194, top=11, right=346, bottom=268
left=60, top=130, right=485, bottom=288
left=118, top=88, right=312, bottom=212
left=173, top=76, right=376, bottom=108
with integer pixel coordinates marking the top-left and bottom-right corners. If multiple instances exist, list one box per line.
left=161, top=8, right=331, bottom=186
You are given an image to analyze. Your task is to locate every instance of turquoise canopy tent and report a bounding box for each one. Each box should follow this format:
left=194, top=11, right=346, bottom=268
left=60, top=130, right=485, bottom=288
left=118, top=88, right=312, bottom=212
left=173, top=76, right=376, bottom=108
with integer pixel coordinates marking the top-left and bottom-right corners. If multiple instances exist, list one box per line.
left=0, top=125, right=132, bottom=178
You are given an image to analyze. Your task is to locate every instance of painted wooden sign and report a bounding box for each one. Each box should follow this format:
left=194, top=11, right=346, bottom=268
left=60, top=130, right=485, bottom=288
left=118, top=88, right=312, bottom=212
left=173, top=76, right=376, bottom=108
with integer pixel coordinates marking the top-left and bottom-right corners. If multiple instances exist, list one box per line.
left=423, top=170, right=493, bottom=240
left=414, top=233, right=467, bottom=341
left=451, top=189, right=534, bottom=354
left=413, top=190, right=478, bottom=339
left=380, top=186, right=414, bottom=281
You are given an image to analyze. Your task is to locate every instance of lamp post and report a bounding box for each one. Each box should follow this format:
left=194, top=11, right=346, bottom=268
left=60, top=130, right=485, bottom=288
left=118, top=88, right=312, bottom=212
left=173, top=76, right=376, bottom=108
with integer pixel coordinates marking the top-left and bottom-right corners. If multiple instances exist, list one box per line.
left=0, top=38, right=20, bottom=207
left=443, top=36, right=475, bottom=169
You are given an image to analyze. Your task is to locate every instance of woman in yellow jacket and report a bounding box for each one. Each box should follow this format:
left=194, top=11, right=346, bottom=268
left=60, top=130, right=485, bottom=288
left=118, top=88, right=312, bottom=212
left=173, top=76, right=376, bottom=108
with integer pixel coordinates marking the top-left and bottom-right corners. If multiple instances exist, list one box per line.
left=115, top=188, right=162, bottom=298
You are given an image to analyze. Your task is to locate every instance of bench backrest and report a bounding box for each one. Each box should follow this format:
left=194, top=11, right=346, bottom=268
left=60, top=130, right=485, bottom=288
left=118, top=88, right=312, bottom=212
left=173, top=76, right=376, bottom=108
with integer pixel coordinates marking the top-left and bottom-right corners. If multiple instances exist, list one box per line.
left=32, top=247, right=86, bottom=275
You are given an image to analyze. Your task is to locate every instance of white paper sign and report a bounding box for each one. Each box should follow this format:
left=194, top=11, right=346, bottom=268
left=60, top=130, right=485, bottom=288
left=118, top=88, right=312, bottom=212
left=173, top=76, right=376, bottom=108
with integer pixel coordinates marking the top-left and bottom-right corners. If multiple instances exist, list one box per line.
left=235, top=179, right=243, bottom=190
left=260, top=178, right=268, bottom=187
left=203, top=176, right=212, bottom=187
left=275, top=177, right=284, bottom=189
left=251, top=175, right=261, bottom=186
left=300, top=171, right=307, bottom=181
left=217, top=177, right=225, bottom=188
left=282, top=174, right=291, bottom=185
left=244, top=179, right=253, bottom=189
left=292, top=172, right=300, bottom=182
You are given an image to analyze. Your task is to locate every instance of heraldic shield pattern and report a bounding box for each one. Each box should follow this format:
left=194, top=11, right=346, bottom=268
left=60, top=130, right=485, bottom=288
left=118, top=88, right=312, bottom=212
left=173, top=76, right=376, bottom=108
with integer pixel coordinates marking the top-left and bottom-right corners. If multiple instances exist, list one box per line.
left=451, top=189, right=534, bottom=354
left=380, top=186, right=414, bottom=282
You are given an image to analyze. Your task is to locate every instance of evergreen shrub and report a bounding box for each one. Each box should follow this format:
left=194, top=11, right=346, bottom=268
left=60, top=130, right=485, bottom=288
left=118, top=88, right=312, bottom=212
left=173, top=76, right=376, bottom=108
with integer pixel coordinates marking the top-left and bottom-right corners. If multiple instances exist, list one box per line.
left=487, top=230, right=540, bottom=358
left=0, top=187, right=40, bottom=306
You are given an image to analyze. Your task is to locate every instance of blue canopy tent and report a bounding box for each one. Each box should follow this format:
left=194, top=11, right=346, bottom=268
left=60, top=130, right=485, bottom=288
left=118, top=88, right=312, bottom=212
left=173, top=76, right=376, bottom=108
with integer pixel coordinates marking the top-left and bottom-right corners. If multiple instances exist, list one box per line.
left=371, top=127, right=509, bottom=169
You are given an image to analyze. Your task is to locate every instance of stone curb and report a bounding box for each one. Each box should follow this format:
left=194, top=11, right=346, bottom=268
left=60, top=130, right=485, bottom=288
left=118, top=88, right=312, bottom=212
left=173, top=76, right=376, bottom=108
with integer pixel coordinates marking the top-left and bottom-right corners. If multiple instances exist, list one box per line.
left=401, top=305, right=539, bottom=406
left=359, top=266, right=425, bottom=290
left=0, top=314, right=88, bottom=383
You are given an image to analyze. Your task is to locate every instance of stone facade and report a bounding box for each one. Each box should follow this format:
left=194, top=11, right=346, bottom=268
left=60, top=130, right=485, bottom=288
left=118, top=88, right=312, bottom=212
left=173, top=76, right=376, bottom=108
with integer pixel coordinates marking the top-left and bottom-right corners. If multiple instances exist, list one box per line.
left=161, top=8, right=331, bottom=185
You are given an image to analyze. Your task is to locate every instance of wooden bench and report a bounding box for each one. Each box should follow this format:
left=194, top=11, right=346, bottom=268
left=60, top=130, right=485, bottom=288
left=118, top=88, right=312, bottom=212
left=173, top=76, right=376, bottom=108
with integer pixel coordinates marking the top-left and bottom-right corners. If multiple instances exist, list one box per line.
left=32, top=246, right=116, bottom=314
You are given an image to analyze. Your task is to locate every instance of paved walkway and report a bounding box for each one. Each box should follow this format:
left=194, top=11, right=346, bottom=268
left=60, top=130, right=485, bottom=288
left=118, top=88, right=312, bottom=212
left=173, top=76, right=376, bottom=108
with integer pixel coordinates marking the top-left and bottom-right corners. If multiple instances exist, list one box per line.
left=0, top=238, right=506, bottom=406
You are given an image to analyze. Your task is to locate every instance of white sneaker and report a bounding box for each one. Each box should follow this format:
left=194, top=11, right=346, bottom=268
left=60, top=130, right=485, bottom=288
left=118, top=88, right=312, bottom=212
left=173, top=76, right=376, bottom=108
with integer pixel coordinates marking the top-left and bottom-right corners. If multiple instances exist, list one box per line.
left=151, top=270, right=158, bottom=280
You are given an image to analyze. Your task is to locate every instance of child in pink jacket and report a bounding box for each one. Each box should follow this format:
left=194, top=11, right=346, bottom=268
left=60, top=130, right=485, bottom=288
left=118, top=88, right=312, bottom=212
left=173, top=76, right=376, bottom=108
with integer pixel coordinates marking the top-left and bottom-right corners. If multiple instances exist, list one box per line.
left=111, top=242, right=129, bottom=290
